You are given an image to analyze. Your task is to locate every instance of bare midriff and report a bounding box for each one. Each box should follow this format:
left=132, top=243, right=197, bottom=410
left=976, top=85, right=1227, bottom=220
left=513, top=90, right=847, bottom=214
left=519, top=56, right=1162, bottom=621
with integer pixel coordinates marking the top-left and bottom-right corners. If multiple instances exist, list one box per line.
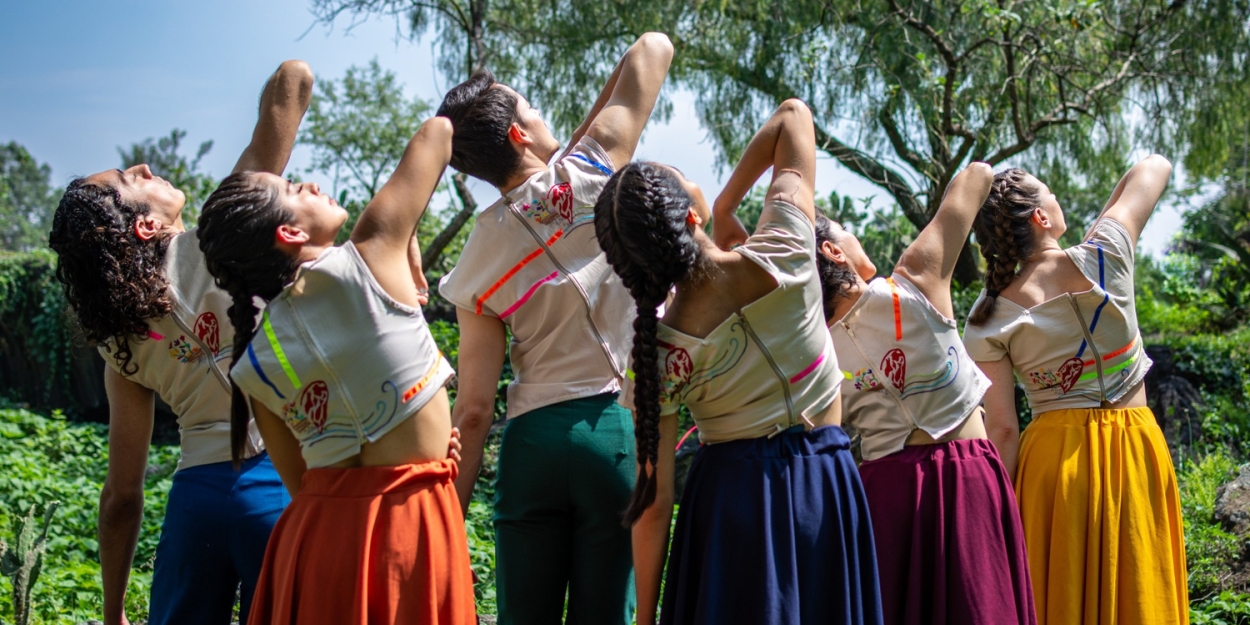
left=903, top=406, right=988, bottom=446
left=325, top=388, right=453, bottom=468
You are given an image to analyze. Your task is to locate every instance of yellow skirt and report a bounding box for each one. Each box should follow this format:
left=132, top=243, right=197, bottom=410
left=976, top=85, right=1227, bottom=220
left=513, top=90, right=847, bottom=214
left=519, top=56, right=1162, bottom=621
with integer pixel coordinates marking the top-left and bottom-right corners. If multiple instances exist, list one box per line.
left=1015, top=407, right=1188, bottom=625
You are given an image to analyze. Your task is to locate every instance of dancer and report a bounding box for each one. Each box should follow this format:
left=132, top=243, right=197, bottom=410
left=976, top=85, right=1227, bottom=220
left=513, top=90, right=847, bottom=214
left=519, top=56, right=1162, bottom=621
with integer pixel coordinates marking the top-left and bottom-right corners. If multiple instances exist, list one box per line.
left=435, top=32, right=672, bottom=624
left=197, top=116, right=475, bottom=624
left=48, top=60, right=312, bottom=625
left=815, top=163, right=1036, bottom=625
left=600, top=99, right=881, bottom=625
left=963, top=156, right=1187, bottom=625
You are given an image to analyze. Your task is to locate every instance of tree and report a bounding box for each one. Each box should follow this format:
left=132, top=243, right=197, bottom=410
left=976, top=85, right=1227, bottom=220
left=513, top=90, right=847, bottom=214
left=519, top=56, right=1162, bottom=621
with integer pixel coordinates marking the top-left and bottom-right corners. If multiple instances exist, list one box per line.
left=0, top=143, right=60, bottom=253
left=308, top=0, right=1241, bottom=283
left=118, top=129, right=217, bottom=226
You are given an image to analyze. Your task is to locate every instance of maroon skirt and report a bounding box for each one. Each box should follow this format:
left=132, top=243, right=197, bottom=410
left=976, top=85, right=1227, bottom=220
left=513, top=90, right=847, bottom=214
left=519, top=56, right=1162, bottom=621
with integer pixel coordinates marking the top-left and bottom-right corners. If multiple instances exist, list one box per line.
left=858, top=438, right=1036, bottom=625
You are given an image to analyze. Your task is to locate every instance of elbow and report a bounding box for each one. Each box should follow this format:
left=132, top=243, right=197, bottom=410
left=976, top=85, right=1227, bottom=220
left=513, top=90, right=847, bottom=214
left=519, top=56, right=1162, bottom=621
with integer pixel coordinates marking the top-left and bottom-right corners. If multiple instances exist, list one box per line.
left=99, top=485, right=144, bottom=521
left=778, top=98, right=813, bottom=123
left=636, top=32, right=675, bottom=59
left=1144, top=154, right=1173, bottom=177
left=455, top=402, right=496, bottom=435
left=277, top=59, right=315, bottom=95
left=967, top=161, right=994, bottom=179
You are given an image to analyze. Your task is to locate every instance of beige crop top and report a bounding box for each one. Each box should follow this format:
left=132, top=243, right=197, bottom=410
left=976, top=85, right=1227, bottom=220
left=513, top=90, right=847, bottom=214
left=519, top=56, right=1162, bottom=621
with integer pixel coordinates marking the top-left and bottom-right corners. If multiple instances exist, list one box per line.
left=831, top=273, right=991, bottom=461
left=439, top=137, right=634, bottom=418
left=963, top=217, right=1152, bottom=415
left=231, top=242, right=454, bottom=468
left=624, top=200, right=842, bottom=444
left=98, top=229, right=263, bottom=471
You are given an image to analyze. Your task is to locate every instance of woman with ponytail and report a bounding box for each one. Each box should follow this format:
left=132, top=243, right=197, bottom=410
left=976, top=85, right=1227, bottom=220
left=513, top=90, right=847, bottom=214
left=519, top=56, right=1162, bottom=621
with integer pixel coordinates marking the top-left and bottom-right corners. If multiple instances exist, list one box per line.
left=599, top=99, right=881, bottom=625
left=47, top=61, right=311, bottom=625
left=197, top=116, right=475, bottom=624
left=963, top=157, right=1187, bottom=625
left=814, top=165, right=1036, bottom=625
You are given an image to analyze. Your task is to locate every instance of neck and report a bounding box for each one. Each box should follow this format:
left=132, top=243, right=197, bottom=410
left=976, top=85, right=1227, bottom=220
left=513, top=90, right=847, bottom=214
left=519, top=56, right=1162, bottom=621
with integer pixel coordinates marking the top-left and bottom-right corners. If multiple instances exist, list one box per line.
left=830, top=275, right=870, bottom=324
left=499, top=146, right=557, bottom=195
left=1025, top=234, right=1064, bottom=263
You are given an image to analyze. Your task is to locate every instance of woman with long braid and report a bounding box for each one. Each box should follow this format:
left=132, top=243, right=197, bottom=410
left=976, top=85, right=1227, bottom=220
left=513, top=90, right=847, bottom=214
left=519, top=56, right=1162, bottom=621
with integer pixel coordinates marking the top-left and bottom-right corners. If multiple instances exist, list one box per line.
left=196, top=116, right=475, bottom=624
left=48, top=61, right=311, bottom=625
left=599, top=99, right=881, bottom=625
left=963, top=156, right=1187, bottom=625
left=813, top=164, right=1036, bottom=625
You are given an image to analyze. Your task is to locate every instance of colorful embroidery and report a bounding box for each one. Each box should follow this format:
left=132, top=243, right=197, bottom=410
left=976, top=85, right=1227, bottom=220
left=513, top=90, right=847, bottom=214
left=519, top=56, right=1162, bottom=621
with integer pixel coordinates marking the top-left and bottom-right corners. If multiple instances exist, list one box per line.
left=283, top=380, right=330, bottom=435
left=477, top=230, right=565, bottom=315
left=848, top=367, right=884, bottom=391
left=193, top=312, right=220, bottom=356
left=547, top=182, right=575, bottom=223
left=656, top=326, right=748, bottom=408
left=168, top=335, right=203, bottom=363
left=858, top=346, right=960, bottom=398
left=360, top=380, right=401, bottom=432
left=881, top=348, right=907, bottom=391
left=1028, top=368, right=1062, bottom=389
left=499, top=271, right=559, bottom=318
left=518, top=198, right=558, bottom=223
left=402, top=356, right=444, bottom=403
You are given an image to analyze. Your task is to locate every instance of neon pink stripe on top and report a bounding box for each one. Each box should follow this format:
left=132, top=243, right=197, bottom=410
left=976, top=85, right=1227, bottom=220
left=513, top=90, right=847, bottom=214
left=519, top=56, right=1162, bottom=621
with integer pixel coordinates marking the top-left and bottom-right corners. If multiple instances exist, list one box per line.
left=499, top=271, right=559, bottom=319
left=789, top=352, right=826, bottom=384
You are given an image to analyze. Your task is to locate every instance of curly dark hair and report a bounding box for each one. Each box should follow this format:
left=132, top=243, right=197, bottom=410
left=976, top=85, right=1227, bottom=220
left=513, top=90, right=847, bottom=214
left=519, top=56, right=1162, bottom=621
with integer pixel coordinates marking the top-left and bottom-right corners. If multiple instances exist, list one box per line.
left=968, top=168, right=1040, bottom=326
left=436, top=70, right=522, bottom=188
left=813, top=214, right=861, bottom=322
left=48, top=177, right=173, bottom=375
left=594, top=162, right=702, bottom=526
left=198, top=172, right=301, bottom=463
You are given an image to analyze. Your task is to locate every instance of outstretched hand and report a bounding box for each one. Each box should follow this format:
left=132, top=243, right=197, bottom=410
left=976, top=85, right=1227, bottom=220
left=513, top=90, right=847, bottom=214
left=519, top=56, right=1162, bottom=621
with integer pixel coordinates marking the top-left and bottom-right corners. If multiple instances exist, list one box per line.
left=712, top=210, right=750, bottom=251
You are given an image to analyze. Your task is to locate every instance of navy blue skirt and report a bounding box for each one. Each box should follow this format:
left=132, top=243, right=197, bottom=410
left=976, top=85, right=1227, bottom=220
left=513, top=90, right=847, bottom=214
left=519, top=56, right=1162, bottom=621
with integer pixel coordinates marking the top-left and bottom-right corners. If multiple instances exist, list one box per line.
left=660, top=425, right=884, bottom=625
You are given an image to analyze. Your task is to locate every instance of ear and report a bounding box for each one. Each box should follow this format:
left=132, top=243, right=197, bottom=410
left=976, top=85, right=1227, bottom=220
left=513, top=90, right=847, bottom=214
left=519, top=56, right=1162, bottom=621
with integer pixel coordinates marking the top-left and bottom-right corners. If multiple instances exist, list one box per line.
left=133, top=214, right=163, bottom=241
left=687, top=206, right=704, bottom=227
left=508, top=122, right=532, bottom=147
left=819, top=240, right=844, bottom=263
left=275, top=223, right=310, bottom=247
left=1032, top=207, right=1051, bottom=228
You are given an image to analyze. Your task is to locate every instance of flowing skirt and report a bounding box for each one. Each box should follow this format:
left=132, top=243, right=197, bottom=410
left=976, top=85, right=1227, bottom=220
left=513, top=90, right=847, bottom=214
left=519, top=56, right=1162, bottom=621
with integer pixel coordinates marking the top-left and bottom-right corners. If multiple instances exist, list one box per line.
left=1015, top=407, right=1188, bottom=625
left=859, top=438, right=1036, bottom=625
left=247, top=459, right=477, bottom=624
left=660, top=425, right=883, bottom=625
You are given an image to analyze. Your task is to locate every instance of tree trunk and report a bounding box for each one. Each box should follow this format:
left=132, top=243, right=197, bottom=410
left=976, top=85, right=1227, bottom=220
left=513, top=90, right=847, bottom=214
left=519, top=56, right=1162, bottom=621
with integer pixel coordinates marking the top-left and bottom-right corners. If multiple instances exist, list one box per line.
left=422, top=171, right=479, bottom=271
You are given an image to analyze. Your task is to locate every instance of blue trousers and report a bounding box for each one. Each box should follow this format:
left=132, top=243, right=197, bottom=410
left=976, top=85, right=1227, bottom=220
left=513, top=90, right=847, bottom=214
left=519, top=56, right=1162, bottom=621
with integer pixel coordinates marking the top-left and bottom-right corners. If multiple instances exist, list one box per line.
left=147, top=452, right=289, bottom=625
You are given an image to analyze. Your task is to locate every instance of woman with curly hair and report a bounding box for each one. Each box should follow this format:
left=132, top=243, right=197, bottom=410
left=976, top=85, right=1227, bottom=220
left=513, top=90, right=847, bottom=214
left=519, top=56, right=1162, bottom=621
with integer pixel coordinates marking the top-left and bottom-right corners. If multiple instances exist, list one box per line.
left=197, top=116, right=475, bottom=624
left=813, top=164, right=1036, bottom=625
left=599, top=99, right=881, bottom=625
left=963, top=156, right=1187, bottom=625
left=47, top=61, right=313, bottom=625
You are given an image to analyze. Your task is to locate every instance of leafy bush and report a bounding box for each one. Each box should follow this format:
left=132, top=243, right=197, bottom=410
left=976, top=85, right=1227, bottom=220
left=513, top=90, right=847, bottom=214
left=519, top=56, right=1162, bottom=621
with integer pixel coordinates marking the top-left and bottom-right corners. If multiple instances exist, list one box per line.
left=1192, top=590, right=1250, bottom=625
left=0, top=406, right=179, bottom=623
left=1178, top=450, right=1242, bottom=601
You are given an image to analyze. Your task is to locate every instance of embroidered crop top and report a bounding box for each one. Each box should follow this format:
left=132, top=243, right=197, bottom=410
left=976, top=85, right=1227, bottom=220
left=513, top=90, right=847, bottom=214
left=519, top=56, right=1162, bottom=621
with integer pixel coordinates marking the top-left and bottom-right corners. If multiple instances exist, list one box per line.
left=439, top=136, right=634, bottom=418
left=830, top=273, right=991, bottom=461
left=624, top=200, right=842, bottom=444
left=98, top=228, right=263, bottom=472
left=231, top=242, right=455, bottom=468
left=963, top=217, right=1152, bottom=415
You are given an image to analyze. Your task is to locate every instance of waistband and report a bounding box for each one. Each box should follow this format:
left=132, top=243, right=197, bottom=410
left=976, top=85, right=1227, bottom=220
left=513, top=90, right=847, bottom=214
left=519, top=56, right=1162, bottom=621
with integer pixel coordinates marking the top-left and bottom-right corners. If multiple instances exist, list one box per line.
left=1030, top=405, right=1157, bottom=428
left=860, top=438, right=998, bottom=467
left=297, top=458, right=457, bottom=498
left=697, top=424, right=851, bottom=460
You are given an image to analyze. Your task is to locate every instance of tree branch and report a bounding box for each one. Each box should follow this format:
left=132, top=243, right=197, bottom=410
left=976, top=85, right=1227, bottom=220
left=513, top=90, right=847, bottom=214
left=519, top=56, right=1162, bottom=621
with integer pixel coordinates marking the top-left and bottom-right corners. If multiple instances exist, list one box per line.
left=422, top=171, right=478, bottom=270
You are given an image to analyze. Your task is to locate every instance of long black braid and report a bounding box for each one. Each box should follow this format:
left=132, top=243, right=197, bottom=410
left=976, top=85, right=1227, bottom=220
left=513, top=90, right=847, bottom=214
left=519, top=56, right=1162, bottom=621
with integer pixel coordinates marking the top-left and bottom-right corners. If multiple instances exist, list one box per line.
left=198, top=172, right=300, bottom=463
left=813, top=214, right=860, bottom=322
left=594, top=162, right=702, bottom=526
left=968, top=168, right=1039, bottom=326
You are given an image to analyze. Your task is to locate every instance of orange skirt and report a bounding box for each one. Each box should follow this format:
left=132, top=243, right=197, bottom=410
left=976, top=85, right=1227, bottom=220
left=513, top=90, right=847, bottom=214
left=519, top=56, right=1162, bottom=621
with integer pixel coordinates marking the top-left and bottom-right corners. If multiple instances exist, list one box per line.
left=248, top=460, right=477, bottom=624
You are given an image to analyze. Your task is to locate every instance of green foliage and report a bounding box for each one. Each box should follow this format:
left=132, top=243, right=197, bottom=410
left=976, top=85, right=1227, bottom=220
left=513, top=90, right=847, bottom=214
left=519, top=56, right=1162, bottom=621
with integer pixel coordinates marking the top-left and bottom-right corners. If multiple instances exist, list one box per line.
left=1178, top=451, right=1241, bottom=600
left=118, top=129, right=218, bottom=227
left=0, top=501, right=59, bottom=625
left=0, top=407, right=179, bottom=623
left=1192, top=590, right=1250, bottom=625
left=0, top=251, right=76, bottom=412
left=0, top=143, right=60, bottom=254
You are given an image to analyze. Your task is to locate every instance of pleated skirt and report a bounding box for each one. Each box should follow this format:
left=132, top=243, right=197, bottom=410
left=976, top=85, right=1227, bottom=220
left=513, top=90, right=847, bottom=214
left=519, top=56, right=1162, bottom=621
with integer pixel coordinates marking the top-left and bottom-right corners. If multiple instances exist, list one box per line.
left=660, top=425, right=883, bottom=625
left=1015, top=407, right=1188, bottom=625
left=247, top=459, right=478, bottom=625
left=859, top=438, right=1036, bottom=625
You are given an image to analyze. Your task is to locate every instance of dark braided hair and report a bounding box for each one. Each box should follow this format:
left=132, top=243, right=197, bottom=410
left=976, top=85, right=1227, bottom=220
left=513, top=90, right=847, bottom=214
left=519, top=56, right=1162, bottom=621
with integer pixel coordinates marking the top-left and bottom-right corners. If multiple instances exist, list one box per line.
left=594, top=163, right=701, bottom=526
left=813, top=214, right=860, bottom=322
left=968, top=168, right=1040, bottom=326
left=198, top=172, right=301, bottom=463
left=48, top=178, right=173, bottom=375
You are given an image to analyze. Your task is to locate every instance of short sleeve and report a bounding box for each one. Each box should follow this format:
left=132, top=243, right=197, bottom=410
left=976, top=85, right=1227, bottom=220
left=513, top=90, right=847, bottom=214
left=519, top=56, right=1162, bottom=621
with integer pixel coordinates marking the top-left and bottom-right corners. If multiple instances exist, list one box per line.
left=736, top=200, right=816, bottom=288
left=1069, top=216, right=1136, bottom=297
left=437, top=220, right=502, bottom=318
left=962, top=301, right=1009, bottom=362
left=556, top=136, right=615, bottom=203
left=1084, top=217, right=1135, bottom=265
left=97, top=342, right=125, bottom=375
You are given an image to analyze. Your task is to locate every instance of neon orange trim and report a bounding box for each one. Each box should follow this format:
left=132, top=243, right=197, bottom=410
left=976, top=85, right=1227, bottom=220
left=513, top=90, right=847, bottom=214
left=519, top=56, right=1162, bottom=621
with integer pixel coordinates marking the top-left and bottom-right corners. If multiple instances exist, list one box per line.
left=1102, top=336, right=1137, bottom=361
left=402, top=354, right=444, bottom=403
left=886, top=277, right=902, bottom=341
left=476, top=230, right=564, bottom=314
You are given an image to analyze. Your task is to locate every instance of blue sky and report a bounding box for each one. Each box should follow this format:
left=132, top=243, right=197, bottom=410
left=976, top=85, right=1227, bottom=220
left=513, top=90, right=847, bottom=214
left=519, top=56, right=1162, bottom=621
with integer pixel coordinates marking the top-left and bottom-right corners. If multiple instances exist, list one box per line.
left=0, top=0, right=1181, bottom=255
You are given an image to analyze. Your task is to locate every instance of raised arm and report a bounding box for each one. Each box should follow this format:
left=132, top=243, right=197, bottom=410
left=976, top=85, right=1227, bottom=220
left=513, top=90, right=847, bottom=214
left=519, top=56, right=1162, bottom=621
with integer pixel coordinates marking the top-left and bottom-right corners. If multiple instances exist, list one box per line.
left=1090, top=154, right=1171, bottom=244
left=712, top=99, right=817, bottom=249
left=99, top=368, right=155, bottom=625
left=894, top=162, right=993, bottom=317
left=349, top=117, right=453, bottom=308
left=576, top=32, right=674, bottom=168
left=232, top=60, right=315, bottom=175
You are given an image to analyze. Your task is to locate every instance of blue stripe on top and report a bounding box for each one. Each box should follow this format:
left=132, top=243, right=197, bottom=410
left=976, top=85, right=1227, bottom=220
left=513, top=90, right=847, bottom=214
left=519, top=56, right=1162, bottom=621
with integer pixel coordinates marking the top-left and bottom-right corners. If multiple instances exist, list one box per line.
left=570, top=153, right=613, bottom=177
left=1076, top=245, right=1111, bottom=360
left=247, top=343, right=285, bottom=399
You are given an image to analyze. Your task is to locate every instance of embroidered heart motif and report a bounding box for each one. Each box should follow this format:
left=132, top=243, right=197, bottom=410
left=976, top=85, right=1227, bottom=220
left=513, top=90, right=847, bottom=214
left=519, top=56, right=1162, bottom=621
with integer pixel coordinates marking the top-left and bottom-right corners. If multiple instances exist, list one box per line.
left=547, top=182, right=574, bottom=223
left=665, top=347, right=694, bottom=385
left=194, top=311, right=220, bottom=356
left=880, top=348, right=907, bottom=391
left=300, top=381, right=331, bottom=433
left=1056, top=357, right=1085, bottom=393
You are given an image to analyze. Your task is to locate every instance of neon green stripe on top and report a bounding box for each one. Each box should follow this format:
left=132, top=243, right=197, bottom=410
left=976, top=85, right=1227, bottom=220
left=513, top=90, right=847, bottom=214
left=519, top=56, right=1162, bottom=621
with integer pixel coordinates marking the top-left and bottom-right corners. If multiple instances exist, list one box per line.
left=1078, top=352, right=1137, bottom=382
left=262, top=310, right=302, bottom=390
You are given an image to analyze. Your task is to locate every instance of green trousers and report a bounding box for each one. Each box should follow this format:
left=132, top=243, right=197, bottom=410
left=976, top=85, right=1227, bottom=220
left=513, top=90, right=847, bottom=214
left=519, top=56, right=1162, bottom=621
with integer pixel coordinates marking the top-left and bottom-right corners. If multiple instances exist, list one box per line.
left=493, top=392, right=637, bottom=625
